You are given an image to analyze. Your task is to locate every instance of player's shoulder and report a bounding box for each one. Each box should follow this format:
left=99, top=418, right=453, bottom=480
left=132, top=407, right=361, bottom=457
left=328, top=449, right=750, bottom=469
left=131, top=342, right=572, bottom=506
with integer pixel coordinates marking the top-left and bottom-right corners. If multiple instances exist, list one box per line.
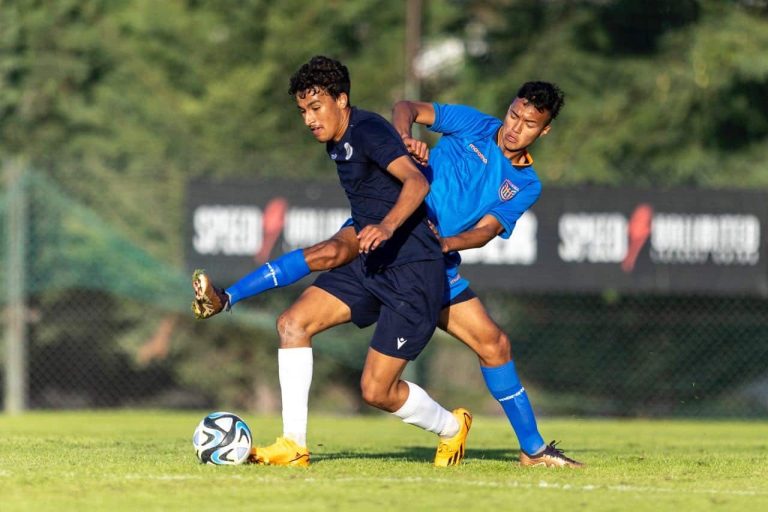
left=350, top=108, right=395, bottom=135
left=435, top=102, right=496, bottom=120
left=352, top=107, right=389, bottom=129
left=433, top=103, right=501, bottom=137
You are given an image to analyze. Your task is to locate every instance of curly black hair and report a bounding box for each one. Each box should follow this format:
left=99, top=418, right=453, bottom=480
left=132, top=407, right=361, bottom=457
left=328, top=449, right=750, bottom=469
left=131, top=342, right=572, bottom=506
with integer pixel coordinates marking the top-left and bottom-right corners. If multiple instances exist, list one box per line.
left=289, top=55, right=351, bottom=100
left=515, top=81, right=565, bottom=122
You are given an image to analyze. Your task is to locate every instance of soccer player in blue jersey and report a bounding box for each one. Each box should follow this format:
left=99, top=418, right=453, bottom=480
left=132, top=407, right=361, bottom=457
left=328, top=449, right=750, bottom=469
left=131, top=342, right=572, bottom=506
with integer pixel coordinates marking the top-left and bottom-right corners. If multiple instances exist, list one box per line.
left=390, top=89, right=582, bottom=468
left=194, top=56, right=471, bottom=467
left=193, top=73, right=580, bottom=467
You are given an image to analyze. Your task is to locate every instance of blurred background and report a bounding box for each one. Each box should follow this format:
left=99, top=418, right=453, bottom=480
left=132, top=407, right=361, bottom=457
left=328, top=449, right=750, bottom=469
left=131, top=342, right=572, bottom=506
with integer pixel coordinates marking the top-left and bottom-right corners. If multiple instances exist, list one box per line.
left=1, top=0, right=767, bottom=418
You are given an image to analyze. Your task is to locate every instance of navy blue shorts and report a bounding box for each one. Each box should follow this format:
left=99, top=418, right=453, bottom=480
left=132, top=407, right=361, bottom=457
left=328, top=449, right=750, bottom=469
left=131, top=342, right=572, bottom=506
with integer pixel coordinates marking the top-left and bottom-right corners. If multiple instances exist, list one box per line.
left=313, top=257, right=445, bottom=361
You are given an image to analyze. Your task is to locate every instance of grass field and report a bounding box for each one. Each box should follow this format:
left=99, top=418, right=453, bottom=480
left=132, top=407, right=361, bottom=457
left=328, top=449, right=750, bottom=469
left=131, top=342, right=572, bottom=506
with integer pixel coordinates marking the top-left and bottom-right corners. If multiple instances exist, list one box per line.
left=1, top=411, right=766, bottom=511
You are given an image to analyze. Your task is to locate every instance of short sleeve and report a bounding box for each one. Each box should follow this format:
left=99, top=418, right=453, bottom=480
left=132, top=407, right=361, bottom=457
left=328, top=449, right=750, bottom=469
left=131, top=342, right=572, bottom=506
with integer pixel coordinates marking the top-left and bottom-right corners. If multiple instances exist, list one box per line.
left=357, top=118, right=410, bottom=170
left=429, top=103, right=500, bottom=138
left=489, top=181, right=542, bottom=239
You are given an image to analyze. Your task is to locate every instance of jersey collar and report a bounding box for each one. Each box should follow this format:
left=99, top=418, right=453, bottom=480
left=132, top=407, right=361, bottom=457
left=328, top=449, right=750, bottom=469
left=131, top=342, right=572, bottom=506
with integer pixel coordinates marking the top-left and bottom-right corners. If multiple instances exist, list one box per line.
left=511, top=150, right=533, bottom=168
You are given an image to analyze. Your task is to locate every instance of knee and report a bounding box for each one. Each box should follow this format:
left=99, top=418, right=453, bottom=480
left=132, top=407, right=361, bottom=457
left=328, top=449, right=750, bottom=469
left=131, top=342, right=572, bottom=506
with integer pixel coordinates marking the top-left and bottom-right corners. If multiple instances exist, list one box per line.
left=359, top=376, right=394, bottom=411
left=276, top=309, right=309, bottom=348
left=477, top=331, right=512, bottom=367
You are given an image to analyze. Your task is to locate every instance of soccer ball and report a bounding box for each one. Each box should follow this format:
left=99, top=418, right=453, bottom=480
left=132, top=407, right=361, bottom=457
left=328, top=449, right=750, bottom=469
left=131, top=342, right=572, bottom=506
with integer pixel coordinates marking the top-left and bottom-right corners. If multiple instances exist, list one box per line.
left=192, top=411, right=253, bottom=465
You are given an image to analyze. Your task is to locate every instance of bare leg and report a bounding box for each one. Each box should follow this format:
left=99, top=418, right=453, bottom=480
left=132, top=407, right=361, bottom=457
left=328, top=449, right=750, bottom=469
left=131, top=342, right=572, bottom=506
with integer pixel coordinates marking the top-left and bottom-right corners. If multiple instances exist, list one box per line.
left=302, top=226, right=359, bottom=272
left=438, top=296, right=511, bottom=367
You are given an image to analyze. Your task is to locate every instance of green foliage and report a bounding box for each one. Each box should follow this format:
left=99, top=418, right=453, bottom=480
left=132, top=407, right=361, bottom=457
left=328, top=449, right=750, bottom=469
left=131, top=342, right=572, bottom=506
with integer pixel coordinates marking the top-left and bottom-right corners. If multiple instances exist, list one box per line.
left=447, top=1, right=768, bottom=187
left=3, top=0, right=768, bottom=261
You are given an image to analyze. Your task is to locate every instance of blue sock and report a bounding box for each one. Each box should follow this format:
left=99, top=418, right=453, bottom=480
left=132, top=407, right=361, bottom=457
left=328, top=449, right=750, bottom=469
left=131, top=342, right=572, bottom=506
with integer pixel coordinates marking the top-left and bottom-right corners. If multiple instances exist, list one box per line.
left=225, top=249, right=310, bottom=306
left=481, top=360, right=546, bottom=456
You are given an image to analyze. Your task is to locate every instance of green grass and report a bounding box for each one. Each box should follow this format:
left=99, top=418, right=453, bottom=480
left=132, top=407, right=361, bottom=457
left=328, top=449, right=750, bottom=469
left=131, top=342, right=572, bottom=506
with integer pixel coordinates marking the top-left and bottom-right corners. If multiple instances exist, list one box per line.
left=0, top=411, right=766, bottom=511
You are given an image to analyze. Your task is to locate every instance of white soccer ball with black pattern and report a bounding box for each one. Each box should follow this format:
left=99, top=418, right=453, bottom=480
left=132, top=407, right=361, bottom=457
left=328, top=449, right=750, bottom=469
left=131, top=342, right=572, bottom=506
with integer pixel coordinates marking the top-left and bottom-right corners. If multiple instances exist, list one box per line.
left=192, top=411, right=252, bottom=465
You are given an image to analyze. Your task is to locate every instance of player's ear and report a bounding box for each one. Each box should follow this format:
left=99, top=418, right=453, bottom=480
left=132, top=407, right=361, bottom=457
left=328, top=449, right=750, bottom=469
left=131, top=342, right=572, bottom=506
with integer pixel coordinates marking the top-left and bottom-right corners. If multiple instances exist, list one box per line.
left=540, top=124, right=552, bottom=137
left=337, top=93, right=349, bottom=109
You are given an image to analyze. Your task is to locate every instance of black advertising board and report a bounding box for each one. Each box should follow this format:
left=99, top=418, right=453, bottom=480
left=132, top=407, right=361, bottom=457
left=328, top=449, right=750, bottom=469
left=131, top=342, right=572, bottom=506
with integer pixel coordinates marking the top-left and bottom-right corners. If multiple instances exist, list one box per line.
left=186, top=179, right=768, bottom=296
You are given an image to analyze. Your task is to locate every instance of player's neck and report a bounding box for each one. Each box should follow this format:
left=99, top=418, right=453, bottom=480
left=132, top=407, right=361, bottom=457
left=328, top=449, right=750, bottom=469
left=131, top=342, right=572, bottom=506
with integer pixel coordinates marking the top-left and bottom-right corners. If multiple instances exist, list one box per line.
left=332, top=107, right=352, bottom=143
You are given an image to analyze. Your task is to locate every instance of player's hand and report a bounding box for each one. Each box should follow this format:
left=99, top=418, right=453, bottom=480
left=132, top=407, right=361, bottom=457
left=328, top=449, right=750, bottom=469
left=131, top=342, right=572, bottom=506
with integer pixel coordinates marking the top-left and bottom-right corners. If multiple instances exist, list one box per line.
left=402, top=135, right=429, bottom=165
left=357, top=223, right=394, bottom=253
left=426, top=219, right=450, bottom=252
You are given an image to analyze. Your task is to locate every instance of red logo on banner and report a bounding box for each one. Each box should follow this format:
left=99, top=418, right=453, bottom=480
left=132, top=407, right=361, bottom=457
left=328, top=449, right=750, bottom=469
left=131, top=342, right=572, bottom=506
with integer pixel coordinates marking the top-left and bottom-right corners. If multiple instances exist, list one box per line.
left=498, top=179, right=519, bottom=202
left=254, top=197, right=288, bottom=264
left=622, top=203, right=653, bottom=273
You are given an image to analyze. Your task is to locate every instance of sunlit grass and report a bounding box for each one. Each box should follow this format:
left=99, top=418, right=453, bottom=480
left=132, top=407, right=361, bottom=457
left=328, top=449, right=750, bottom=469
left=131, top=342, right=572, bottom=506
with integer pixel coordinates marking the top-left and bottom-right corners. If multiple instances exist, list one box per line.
left=0, top=411, right=766, bottom=511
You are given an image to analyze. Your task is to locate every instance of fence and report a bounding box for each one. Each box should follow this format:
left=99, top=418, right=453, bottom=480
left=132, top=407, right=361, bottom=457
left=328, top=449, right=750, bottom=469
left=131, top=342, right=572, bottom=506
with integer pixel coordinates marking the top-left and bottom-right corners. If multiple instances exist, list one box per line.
left=2, top=165, right=767, bottom=417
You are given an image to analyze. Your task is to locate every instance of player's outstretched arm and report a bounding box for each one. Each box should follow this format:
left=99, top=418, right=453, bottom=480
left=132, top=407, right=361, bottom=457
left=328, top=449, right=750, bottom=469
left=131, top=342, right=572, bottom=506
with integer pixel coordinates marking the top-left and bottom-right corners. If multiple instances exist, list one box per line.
left=357, top=155, right=429, bottom=253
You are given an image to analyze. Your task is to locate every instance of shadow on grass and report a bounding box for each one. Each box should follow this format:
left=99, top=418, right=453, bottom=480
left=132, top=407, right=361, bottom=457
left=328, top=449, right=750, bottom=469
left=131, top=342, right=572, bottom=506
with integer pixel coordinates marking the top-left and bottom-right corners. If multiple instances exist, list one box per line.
left=314, top=446, right=517, bottom=463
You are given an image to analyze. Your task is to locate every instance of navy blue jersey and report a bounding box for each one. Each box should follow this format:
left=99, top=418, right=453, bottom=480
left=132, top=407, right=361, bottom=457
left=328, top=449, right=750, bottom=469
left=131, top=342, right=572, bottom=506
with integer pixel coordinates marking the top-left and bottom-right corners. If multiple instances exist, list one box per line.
left=327, top=107, right=442, bottom=269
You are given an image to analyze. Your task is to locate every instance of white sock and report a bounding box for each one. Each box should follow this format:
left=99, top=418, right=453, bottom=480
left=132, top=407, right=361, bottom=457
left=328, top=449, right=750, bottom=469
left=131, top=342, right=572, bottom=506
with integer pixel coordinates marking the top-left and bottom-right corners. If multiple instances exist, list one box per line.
left=278, top=347, right=313, bottom=447
left=391, top=381, right=459, bottom=438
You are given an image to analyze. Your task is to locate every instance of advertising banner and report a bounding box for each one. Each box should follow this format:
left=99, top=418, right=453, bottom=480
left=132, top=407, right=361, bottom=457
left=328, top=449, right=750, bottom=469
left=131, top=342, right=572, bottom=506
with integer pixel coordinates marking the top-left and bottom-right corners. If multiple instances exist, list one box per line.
left=186, top=179, right=768, bottom=296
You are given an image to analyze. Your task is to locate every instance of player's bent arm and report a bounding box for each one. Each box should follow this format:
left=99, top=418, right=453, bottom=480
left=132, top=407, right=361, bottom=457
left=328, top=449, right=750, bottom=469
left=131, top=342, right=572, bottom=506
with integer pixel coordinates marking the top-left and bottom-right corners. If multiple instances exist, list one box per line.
left=392, top=101, right=435, bottom=164
left=381, top=155, right=430, bottom=229
left=357, top=155, right=429, bottom=253
left=392, top=101, right=436, bottom=138
left=441, top=214, right=504, bottom=252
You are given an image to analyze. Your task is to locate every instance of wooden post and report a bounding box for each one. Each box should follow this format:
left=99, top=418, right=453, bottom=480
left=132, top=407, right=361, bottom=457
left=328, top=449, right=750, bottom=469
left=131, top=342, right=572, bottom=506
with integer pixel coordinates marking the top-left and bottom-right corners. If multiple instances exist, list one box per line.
left=4, top=158, right=28, bottom=414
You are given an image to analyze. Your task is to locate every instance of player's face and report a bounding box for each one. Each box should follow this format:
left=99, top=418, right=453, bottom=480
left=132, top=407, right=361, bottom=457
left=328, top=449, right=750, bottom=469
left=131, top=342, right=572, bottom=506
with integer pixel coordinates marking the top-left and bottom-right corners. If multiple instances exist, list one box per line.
left=498, top=98, right=552, bottom=156
left=296, top=88, right=350, bottom=143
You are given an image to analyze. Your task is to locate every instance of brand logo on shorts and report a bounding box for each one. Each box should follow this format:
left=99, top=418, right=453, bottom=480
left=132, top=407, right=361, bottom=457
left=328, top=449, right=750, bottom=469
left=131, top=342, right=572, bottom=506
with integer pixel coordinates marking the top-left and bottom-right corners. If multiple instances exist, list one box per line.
left=499, top=179, right=519, bottom=201
left=396, top=337, right=407, bottom=350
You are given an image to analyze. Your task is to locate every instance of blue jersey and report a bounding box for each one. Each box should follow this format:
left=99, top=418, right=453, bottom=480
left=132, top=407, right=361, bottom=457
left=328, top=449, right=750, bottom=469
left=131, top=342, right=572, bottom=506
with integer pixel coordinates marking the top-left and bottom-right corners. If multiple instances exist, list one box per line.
left=424, top=103, right=543, bottom=302
left=425, top=103, right=542, bottom=240
left=327, top=107, right=442, bottom=270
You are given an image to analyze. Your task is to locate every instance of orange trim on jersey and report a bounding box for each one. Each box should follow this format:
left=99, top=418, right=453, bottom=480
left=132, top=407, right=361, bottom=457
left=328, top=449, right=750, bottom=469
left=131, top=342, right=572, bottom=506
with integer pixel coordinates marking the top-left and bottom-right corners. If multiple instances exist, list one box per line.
left=512, top=150, right=533, bottom=168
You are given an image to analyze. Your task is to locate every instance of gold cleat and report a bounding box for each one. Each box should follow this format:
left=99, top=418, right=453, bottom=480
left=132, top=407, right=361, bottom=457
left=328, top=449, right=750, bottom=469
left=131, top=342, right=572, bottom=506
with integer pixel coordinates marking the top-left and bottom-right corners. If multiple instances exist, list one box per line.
left=519, top=440, right=584, bottom=468
left=191, top=269, right=230, bottom=319
left=249, top=437, right=310, bottom=467
left=434, top=408, right=472, bottom=467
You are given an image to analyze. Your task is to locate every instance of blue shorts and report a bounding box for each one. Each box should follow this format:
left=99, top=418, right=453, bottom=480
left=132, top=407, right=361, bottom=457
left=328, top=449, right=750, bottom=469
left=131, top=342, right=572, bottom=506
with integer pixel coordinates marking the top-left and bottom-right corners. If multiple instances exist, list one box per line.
left=313, top=257, right=445, bottom=361
left=444, top=259, right=470, bottom=305
left=445, top=286, right=477, bottom=308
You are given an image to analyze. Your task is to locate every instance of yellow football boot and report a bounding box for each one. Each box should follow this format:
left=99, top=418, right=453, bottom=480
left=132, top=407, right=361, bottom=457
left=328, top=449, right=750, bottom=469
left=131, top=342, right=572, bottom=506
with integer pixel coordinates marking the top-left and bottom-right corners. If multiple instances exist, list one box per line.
left=249, top=437, right=310, bottom=467
left=434, top=408, right=472, bottom=467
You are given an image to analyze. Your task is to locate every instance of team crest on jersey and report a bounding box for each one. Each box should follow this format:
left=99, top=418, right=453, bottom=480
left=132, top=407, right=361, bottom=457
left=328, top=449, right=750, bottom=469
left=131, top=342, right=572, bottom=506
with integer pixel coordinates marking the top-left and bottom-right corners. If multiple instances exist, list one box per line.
left=498, top=179, right=519, bottom=201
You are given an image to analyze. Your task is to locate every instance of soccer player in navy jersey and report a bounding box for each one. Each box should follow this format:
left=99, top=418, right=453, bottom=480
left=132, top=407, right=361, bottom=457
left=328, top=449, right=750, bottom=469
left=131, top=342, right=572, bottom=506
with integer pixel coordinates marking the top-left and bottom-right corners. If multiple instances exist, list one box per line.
left=193, top=69, right=580, bottom=467
left=196, top=56, right=471, bottom=467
